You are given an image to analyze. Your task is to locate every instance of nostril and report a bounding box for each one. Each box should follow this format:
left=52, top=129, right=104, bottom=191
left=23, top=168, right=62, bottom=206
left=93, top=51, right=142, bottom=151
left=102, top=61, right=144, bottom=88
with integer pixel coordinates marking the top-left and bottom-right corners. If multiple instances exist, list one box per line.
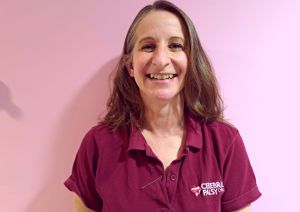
left=151, top=50, right=171, bottom=66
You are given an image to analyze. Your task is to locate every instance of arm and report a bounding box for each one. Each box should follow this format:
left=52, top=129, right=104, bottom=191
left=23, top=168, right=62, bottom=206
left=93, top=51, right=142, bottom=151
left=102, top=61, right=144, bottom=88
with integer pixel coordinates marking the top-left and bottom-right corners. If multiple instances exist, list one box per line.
left=73, top=194, right=96, bottom=212
left=234, top=205, right=251, bottom=212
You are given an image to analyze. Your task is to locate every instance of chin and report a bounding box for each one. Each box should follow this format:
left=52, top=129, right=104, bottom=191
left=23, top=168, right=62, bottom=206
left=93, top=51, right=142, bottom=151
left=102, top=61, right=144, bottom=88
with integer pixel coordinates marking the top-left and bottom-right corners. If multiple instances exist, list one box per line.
left=152, top=92, right=181, bottom=102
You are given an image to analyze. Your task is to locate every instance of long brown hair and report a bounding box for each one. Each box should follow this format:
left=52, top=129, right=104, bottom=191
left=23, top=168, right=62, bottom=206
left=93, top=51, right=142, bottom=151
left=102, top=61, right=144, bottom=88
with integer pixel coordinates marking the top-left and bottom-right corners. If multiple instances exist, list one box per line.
left=101, top=0, right=224, bottom=129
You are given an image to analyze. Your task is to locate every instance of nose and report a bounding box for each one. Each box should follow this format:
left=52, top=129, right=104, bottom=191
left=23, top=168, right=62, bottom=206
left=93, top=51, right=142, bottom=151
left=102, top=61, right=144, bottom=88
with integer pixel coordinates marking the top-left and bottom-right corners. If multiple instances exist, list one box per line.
left=151, top=45, right=171, bottom=68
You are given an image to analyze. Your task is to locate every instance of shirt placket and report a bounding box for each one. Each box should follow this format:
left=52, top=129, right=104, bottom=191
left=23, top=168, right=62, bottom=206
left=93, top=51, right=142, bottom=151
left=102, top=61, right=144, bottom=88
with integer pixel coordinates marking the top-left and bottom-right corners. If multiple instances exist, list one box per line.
left=164, top=159, right=183, bottom=207
left=143, top=137, right=187, bottom=211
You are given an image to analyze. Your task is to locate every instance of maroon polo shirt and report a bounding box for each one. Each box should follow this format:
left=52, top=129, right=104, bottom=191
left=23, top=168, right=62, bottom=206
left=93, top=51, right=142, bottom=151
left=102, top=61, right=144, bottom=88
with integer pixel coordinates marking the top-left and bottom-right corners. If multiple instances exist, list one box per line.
left=64, top=115, right=261, bottom=212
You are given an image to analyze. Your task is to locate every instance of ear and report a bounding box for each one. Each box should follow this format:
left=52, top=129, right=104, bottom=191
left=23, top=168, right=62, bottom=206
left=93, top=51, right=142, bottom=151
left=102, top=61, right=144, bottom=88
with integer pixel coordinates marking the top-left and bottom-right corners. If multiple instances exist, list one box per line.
left=126, top=60, right=134, bottom=77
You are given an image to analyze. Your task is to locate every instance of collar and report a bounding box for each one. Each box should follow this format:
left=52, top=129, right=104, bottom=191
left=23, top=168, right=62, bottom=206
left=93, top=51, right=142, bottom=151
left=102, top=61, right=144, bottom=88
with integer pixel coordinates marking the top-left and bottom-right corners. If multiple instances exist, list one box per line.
left=127, top=114, right=203, bottom=152
left=184, top=115, right=203, bottom=150
left=128, top=125, right=147, bottom=151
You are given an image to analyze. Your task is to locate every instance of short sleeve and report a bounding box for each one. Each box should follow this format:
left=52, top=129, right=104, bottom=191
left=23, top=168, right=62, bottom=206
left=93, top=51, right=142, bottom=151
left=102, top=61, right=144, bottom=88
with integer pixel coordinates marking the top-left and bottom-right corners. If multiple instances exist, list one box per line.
left=221, top=131, right=261, bottom=212
left=64, top=128, right=103, bottom=211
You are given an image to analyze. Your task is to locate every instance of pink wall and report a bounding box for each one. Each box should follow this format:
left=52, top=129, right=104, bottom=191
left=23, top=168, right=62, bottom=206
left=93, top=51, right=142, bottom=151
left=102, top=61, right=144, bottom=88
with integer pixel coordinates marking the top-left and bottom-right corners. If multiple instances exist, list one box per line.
left=1, top=0, right=299, bottom=211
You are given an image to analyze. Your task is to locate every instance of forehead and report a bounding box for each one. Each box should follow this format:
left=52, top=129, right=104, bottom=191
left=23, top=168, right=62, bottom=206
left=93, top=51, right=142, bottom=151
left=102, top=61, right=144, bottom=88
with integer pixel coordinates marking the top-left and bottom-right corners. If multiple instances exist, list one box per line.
left=135, top=10, right=186, bottom=40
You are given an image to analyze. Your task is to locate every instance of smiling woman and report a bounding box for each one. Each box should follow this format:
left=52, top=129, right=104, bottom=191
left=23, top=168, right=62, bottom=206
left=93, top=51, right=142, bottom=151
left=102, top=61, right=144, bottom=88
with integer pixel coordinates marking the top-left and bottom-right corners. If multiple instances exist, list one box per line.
left=64, top=1, right=261, bottom=211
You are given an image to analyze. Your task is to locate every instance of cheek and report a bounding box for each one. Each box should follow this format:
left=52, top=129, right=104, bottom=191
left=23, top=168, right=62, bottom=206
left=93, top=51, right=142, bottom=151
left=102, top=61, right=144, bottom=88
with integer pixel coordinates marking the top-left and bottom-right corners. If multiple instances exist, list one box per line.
left=132, top=54, right=150, bottom=72
left=175, top=54, right=188, bottom=74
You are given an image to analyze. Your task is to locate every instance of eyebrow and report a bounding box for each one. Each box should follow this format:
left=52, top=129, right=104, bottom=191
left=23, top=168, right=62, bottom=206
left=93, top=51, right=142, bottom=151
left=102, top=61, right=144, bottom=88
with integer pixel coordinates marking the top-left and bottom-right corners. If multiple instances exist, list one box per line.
left=138, top=36, right=185, bottom=44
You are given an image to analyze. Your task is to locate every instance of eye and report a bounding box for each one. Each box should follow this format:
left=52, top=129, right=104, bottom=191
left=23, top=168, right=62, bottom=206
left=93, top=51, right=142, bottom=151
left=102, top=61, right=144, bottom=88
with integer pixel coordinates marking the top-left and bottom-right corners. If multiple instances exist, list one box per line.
left=169, top=43, right=184, bottom=51
left=141, top=44, right=155, bottom=52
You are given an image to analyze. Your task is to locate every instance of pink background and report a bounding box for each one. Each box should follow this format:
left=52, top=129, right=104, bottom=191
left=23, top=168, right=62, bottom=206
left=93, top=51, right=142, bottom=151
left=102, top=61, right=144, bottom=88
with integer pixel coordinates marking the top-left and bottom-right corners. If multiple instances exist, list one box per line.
left=1, top=0, right=299, bottom=211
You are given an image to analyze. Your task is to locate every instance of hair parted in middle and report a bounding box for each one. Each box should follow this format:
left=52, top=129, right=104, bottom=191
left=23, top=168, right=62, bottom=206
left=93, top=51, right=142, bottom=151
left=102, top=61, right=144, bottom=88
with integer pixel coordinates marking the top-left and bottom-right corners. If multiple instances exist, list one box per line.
left=102, top=0, right=224, bottom=129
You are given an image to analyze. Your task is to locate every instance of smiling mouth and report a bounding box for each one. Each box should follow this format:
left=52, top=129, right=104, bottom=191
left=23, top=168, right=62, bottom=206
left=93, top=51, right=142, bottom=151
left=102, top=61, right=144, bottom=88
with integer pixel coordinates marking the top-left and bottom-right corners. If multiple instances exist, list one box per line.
left=146, top=73, right=177, bottom=80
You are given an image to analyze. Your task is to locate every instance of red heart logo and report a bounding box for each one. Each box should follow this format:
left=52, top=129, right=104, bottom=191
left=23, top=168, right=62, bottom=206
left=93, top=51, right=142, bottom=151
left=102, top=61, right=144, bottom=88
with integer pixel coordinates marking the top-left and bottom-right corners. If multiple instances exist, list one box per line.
left=191, top=186, right=201, bottom=196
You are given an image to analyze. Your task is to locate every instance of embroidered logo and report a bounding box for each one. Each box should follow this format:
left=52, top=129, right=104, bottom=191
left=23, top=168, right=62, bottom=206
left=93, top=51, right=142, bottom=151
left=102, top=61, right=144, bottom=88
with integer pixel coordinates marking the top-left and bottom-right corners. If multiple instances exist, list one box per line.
left=201, top=181, right=225, bottom=196
left=191, top=181, right=225, bottom=197
left=191, top=186, right=201, bottom=196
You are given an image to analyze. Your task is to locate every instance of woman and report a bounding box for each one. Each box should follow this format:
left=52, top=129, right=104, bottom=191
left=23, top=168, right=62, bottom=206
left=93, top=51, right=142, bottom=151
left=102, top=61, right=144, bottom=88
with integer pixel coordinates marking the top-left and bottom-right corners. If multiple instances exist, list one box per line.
left=65, top=1, right=261, bottom=211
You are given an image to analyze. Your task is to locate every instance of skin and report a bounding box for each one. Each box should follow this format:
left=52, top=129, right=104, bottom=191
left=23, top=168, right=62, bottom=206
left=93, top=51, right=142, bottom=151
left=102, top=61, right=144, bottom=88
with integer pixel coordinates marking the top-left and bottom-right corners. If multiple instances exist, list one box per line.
left=129, top=11, right=188, bottom=105
left=73, top=194, right=95, bottom=212
left=73, top=10, right=251, bottom=212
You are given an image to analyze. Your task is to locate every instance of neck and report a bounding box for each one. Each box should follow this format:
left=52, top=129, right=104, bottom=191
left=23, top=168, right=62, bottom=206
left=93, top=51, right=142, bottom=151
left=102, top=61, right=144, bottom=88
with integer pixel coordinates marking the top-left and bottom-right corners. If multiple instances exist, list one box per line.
left=142, top=97, right=185, bottom=136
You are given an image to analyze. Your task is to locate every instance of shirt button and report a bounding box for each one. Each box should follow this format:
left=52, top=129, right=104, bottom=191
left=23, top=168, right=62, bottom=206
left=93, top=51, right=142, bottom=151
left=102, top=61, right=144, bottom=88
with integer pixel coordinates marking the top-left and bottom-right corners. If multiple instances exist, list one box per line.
left=170, top=174, right=177, bottom=181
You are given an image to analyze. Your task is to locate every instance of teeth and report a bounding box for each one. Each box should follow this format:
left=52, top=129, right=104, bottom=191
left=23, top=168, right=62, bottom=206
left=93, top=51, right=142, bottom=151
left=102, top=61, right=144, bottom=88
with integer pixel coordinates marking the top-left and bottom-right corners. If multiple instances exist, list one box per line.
left=149, top=74, right=176, bottom=80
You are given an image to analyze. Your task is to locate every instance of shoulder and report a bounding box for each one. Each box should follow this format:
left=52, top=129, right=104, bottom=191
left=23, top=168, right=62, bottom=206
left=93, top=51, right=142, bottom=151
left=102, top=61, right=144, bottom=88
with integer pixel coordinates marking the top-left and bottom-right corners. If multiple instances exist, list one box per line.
left=85, top=124, right=112, bottom=140
left=84, top=124, right=128, bottom=142
left=198, top=120, right=242, bottom=155
left=204, top=120, right=239, bottom=139
left=80, top=124, right=130, bottom=154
